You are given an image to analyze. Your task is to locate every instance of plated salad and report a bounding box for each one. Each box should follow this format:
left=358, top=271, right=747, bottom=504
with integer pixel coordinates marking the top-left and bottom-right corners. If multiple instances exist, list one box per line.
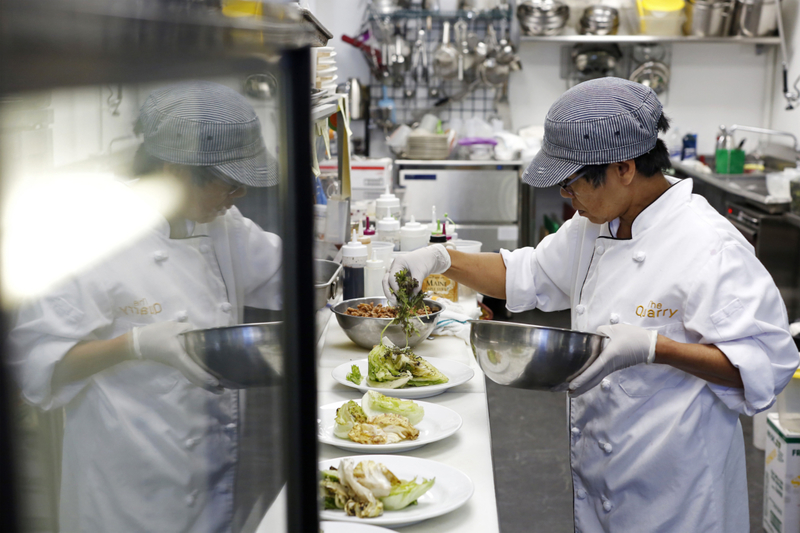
left=346, top=339, right=449, bottom=389
left=320, top=458, right=435, bottom=519
left=334, top=391, right=424, bottom=445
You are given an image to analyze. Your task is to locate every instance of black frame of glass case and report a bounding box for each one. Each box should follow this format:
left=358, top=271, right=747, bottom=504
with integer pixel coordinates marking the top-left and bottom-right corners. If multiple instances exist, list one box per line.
left=0, top=1, right=319, bottom=531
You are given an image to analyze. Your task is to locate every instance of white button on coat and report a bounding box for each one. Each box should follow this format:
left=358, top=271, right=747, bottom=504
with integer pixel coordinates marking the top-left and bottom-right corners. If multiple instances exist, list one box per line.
left=603, top=442, right=613, bottom=454
left=184, top=437, right=200, bottom=449
left=633, top=251, right=646, bottom=262
left=220, top=302, right=232, bottom=313
left=609, top=313, right=620, bottom=324
left=153, top=251, right=168, bottom=262
left=576, top=305, right=586, bottom=315
left=603, top=499, right=612, bottom=512
left=577, top=488, right=587, bottom=500
left=571, top=427, right=581, bottom=437
left=600, top=379, right=611, bottom=391
left=596, top=245, right=605, bottom=255
left=176, top=311, right=189, bottom=322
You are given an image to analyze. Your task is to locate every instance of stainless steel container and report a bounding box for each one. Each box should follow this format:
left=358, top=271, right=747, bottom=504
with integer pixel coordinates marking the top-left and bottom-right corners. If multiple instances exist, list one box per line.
left=182, top=322, right=283, bottom=389
left=517, top=0, right=570, bottom=36
left=685, top=0, right=731, bottom=36
left=332, top=297, right=443, bottom=349
left=470, top=320, right=606, bottom=391
left=579, top=5, right=620, bottom=35
left=729, top=0, right=778, bottom=37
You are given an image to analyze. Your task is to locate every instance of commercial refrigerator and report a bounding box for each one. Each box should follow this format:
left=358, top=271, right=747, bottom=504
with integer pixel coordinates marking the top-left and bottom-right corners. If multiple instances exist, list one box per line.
left=0, top=1, right=320, bottom=531
left=395, top=160, right=528, bottom=252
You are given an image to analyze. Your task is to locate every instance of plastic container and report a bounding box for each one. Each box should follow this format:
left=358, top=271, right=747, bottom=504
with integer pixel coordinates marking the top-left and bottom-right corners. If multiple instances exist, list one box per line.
left=400, top=216, right=430, bottom=252
left=778, top=369, right=800, bottom=434
left=364, top=252, right=386, bottom=298
left=638, top=0, right=686, bottom=35
left=370, top=241, right=395, bottom=272
left=342, top=230, right=367, bottom=300
left=313, top=204, right=327, bottom=242
left=451, top=239, right=483, bottom=254
left=376, top=188, right=401, bottom=221
left=376, top=216, right=401, bottom=251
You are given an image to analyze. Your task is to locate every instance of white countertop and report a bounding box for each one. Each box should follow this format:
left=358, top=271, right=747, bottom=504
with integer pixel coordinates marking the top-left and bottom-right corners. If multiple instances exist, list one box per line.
left=257, top=314, right=500, bottom=532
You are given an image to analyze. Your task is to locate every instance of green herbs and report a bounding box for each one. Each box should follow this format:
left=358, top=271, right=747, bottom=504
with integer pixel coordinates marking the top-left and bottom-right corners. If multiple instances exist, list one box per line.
left=388, top=269, right=428, bottom=340
left=346, top=364, right=362, bottom=385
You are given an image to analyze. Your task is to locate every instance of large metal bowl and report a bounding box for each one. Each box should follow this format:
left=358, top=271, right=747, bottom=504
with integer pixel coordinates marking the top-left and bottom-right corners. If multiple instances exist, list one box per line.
left=332, top=297, right=443, bottom=349
left=182, top=322, right=283, bottom=389
left=469, top=320, right=606, bottom=391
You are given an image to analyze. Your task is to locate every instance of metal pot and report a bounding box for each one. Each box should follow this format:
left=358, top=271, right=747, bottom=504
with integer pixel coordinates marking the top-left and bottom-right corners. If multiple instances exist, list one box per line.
left=517, top=0, right=570, bottom=37
left=579, top=5, right=620, bottom=36
left=729, top=0, right=778, bottom=37
left=685, top=0, right=731, bottom=36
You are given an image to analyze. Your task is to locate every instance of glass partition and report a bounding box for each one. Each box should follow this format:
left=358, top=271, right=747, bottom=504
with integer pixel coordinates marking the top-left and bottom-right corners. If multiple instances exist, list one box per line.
left=0, top=60, right=315, bottom=532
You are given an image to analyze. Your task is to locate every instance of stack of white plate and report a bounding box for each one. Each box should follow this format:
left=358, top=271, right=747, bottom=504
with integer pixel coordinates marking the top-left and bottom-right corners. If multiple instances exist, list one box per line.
left=406, top=131, right=451, bottom=160
left=312, top=46, right=338, bottom=95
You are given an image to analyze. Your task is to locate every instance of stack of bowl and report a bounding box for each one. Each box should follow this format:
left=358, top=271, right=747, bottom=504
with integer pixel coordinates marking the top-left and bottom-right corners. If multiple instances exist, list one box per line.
left=313, top=46, right=338, bottom=95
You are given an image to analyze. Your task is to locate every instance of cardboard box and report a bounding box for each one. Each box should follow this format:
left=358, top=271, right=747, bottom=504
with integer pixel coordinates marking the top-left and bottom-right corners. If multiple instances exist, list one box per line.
left=764, top=413, right=800, bottom=533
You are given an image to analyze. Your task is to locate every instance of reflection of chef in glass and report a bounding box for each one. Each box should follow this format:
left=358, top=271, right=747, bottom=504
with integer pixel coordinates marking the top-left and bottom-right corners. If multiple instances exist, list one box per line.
left=9, top=81, right=282, bottom=531
left=386, top=78, right=799, bottom=531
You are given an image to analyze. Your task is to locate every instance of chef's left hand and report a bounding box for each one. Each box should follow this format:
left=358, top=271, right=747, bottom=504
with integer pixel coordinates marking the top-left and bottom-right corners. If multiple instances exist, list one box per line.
left=568, top=324, right=658, bottom=397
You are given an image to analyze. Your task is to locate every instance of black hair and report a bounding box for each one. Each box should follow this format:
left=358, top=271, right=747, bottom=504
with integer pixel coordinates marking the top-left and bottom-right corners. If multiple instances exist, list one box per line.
left=579, top=113, right=672, bottom=187
left=132, top=145, right=218, bottom=187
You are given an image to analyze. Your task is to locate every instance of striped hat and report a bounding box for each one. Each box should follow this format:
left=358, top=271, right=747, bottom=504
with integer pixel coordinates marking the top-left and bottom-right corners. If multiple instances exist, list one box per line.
left=523, top=77, right=663, bottom=188
left=136, top=81, right=278, bottom=187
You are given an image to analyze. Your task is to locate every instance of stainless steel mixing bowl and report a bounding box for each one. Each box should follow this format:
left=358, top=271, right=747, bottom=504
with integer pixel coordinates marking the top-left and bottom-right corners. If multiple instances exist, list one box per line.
left=469, top=320, right=606, bottom=391
left=182, top=322, right=283, bottom=389
left=332, top=297, right=443, bottom=349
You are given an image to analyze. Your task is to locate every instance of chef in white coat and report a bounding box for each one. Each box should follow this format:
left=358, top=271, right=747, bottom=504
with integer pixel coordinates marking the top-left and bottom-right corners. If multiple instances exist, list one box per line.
left=10, top=81, right=282, bottom=532
left=385, top=78, right=799, bottom=531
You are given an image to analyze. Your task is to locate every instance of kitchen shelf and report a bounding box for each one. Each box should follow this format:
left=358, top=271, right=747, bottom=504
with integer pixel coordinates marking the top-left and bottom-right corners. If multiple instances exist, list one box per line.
left=368, top=7, right=512, bottom=21
left=520, top=34, right=781, bottom=45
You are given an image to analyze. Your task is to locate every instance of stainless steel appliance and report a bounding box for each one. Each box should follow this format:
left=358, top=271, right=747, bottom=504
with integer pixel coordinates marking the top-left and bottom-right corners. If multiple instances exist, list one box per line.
left=396, top=160, right=524, bottom=252
left=726, top=202, right=800, bottom=318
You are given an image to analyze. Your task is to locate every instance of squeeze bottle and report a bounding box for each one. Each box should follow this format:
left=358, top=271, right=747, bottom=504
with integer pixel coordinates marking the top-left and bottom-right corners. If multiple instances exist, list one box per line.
left=342, top=230, right=367, bottom=300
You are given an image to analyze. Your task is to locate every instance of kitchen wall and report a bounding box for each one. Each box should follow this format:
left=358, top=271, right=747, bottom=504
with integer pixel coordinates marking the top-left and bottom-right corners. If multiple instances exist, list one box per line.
left=313, top=0, right=799, bottom=156
left=770, top=0, right=800, bottom=146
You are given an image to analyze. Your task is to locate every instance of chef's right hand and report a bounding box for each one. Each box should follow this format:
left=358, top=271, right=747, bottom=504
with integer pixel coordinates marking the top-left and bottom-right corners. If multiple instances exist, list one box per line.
left=130, top=321, right=222, bottom=394
left=382, top=244, right=452, bottom=305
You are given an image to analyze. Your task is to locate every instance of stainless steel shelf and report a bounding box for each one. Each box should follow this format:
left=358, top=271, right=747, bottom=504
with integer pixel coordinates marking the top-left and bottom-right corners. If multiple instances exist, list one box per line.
left=520, top=34, right=781, bottom=45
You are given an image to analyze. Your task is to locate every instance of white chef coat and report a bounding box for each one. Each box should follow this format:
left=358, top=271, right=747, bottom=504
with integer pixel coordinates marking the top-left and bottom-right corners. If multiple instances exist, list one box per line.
left=9, top=183, right=282, bottom=533
left=501, top=177, right=799, bottom=532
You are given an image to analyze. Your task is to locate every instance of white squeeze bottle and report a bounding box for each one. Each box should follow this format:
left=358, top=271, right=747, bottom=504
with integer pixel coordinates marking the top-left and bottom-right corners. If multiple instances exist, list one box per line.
left=376, top=216, right=401, bottom=251
left=376, top=185, right=401, bottom=220
left=364, top=251, right=386, bottom=298
left=400, top=216, right=429, bottom=251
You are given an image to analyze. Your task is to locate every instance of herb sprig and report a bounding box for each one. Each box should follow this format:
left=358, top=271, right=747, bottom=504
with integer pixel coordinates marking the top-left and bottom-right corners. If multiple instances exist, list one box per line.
left=389, top=269, right=428, bottom=340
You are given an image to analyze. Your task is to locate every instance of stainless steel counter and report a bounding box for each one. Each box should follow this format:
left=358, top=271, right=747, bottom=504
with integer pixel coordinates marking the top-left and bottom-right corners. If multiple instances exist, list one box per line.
left=670, top=159, right=791, bottom=214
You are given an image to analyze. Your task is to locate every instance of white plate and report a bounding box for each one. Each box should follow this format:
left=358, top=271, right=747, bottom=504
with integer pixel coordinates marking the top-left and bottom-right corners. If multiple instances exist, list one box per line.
left=331, top=357, right=474, bottom=399
left=321, top=522, right=396, bottom=533
left=318, top=399, right=462, bottom=453
left=320, top=455, right=474, bottom=527
left=316, top=65, right=338, bottom=75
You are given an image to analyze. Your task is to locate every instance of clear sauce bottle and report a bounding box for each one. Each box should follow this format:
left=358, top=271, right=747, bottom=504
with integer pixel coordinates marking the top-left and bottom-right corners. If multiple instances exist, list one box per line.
left=376, top=216, right=401, bottom=251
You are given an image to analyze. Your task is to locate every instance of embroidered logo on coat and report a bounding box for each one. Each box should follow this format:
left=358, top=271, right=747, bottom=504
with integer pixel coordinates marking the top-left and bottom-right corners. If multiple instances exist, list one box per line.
left=119, top=298, right=163, bottom=316
left=635, top=301, right=678, bottom=319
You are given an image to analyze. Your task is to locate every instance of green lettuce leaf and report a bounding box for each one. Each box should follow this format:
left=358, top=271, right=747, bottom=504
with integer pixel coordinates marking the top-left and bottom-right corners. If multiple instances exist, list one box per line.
left=361, top=390, right=424, bottom=426
left=380, top=476, right=435, bottom=511
left=333, top=400, right=367, bottom=439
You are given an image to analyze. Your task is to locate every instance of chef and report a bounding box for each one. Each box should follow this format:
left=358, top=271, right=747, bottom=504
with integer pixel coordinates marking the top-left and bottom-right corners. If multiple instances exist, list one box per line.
left=9, top=81, right=282, bottom=532
left=385, top=77, right=799, bottom=531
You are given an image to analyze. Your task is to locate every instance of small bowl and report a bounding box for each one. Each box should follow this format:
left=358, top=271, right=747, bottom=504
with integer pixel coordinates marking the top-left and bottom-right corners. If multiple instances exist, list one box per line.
left=332, top=297, right=443, bottom=349
left=469, top=320, right=606, bottom=391
left=182, top=322, right=283, bottom=389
